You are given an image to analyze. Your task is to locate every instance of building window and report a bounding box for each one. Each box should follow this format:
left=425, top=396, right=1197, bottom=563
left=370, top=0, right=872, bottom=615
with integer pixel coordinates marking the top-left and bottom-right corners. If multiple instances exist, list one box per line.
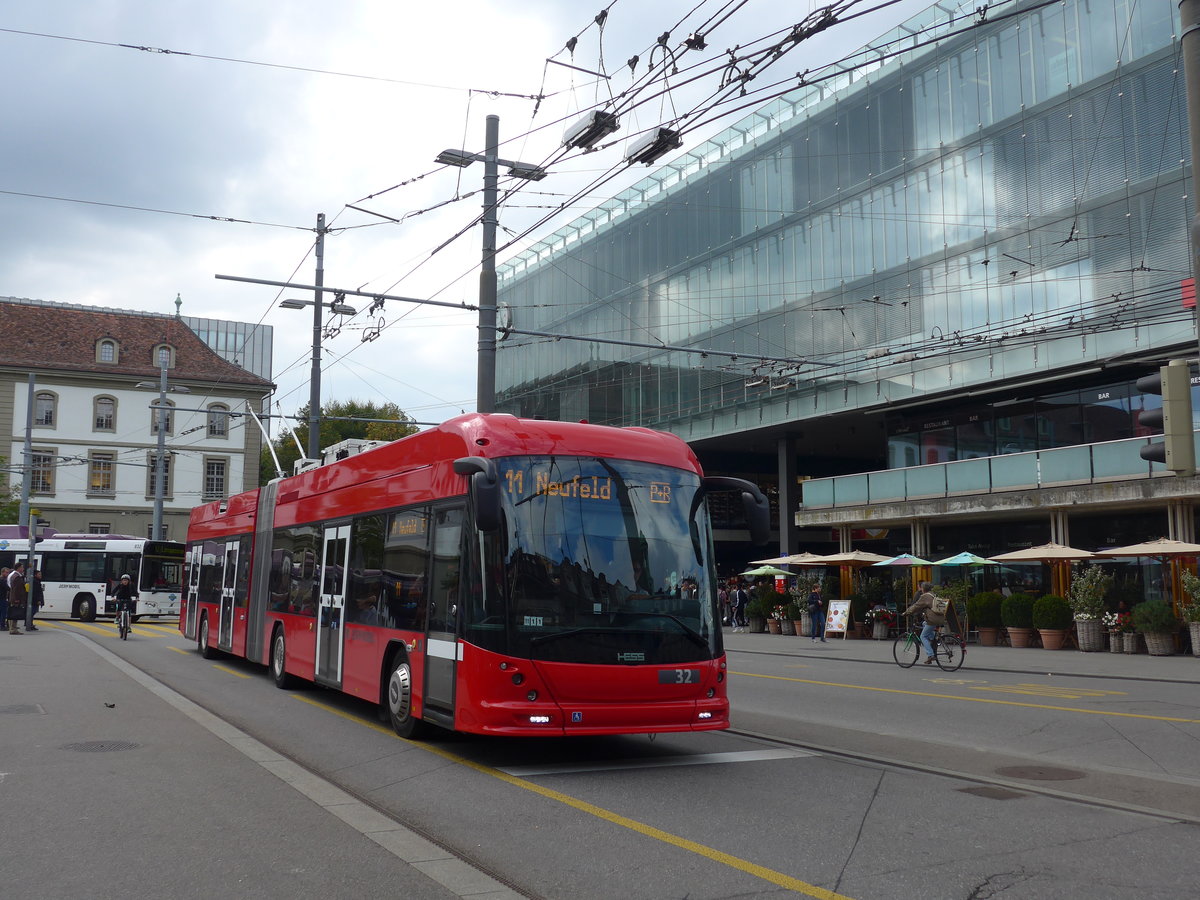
left=150, top=399, right=175, bottom=435
left=207, top=403, right=230, bottom=438
left=146, top=451, right=173, bottom=499
left=203, top=458, right=228, bottom=501
left=88, top=523, right=112, bottom=535
left=31, top=449, right=55, bottom=495
left=147, top=523, right=168, bottom=540
left=88, top=452, right=116, bottom=496
left=34, top=392, right=57, bottom=427
left=96, top=339, right=119, bottom=363
left=94, top=396, right=116, bottom=431
left=154, top=344, right=175, bottom=368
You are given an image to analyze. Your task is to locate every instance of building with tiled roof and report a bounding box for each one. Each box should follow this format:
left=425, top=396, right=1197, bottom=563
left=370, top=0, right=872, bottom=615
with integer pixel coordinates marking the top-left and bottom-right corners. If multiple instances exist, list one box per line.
left=0, top=296, right=274, bottom=540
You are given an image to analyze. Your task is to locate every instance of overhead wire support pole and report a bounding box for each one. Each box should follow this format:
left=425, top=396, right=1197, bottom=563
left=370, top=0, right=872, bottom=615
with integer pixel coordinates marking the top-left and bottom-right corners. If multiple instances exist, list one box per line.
left=479, top=114, right=500, bottom=414
left=309, top=212, right=326, bottom=460
left=1181, top=0, right=1200, bottom=367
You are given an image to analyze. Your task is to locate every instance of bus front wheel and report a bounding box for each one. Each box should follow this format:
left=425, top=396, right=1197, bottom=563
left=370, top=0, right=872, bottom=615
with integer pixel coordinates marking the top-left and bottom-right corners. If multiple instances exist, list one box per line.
left=198, top=615, right=219, bottom=660
left=271, top=629, right=297, bottom=689
left=385, top=655, right=426, bottom=739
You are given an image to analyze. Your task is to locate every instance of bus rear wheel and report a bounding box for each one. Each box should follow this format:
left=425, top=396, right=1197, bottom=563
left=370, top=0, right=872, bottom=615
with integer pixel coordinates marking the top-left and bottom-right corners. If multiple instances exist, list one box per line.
left=271, top=629, right=297, bottom=689
left=198, top=614, right=219, bottom=660
left=76, top=594, right=97, bottom=622
left=385, top=655, right=426, bottom=739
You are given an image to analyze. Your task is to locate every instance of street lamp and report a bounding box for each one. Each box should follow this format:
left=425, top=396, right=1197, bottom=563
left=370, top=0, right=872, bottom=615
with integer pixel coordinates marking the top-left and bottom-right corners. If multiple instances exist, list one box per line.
left=277, top=211, right=360, bottom=460
left=136, top=365, right=190, bottom=540
left=435, top=114, right=547, bottom=413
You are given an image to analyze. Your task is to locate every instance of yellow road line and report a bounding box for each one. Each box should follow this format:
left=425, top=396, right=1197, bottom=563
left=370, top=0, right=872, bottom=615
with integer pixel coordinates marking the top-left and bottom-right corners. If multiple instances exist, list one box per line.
left=166, top=645, right=191, bottom=656
left=973, top=684, right=1128, bottom=699
left=293, top=695, right=853, bottom=900
left=732, top=670, right=1200, bottom=724
left=213, top=664, right=251, bottom=679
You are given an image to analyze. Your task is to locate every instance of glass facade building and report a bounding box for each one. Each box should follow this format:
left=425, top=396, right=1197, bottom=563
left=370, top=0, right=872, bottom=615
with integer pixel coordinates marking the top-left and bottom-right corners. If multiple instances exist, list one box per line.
left=495, top=0, right=1197, bottom=563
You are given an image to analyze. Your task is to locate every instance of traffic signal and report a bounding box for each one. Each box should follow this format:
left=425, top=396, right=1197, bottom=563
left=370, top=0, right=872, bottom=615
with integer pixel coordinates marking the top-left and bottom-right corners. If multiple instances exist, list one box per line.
left=1137, top=359, right=1195, bottom=474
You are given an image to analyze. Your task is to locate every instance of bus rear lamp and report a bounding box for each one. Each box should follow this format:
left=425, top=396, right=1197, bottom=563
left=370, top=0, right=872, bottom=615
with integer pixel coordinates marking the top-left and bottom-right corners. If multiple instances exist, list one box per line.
left=529, top=715, right=552, bottom=724
left=707, top=688, right=715, bottom=698
left=697, top=711, right=713, bottom=719
left=526, top=690, right=538, bottom=701
left=716, top=671, right=724, bottom=682
left=511, top=673, right=525, bottom=685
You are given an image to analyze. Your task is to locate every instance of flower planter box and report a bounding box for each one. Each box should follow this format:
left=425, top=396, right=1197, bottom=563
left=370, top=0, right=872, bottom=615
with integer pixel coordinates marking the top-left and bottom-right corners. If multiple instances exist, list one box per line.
left=1143, top=632, right=1175, bottom=656
left=766, top=620, right=782, bottom=634
left=780, top=619, right=795, bottom=635
left=1108, top=631, right=1123, bottom=654
left=1075, top=618, right=1105, bottom=652
left=1006, top=627, right=1034, bottom=648
left=976, top=626, right=1000, bottom=647
left=1038, top=628, right=1067, bottom=650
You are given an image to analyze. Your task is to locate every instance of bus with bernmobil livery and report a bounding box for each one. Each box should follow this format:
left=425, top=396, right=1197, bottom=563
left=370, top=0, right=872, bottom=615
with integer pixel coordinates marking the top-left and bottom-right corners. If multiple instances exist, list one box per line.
left=181, top=413, right=767, bottom=738
left=0, top=529, right=184, bottom=620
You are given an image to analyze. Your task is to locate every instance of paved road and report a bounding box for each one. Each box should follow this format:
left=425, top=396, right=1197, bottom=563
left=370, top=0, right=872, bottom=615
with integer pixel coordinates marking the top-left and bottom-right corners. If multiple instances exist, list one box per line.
left=0, top=624, right=520, bottom=900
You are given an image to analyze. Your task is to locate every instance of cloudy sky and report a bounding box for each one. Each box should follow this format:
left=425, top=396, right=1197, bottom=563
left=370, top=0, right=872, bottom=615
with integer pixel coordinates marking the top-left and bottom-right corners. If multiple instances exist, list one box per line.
left=2, top=0, right=929, bottom=426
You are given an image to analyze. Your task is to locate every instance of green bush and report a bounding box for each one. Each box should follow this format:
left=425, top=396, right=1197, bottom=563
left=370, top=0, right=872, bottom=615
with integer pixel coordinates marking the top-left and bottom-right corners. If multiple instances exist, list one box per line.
left=1131, top=599, right=1178, bottom=634
left=1032, top=594, right=1072, bottom=630
left=846, top=593, right=869, bottom=623
left=1001, top=592, right=1035, bottom=629
left=966, top=591, right=1003, bottom=628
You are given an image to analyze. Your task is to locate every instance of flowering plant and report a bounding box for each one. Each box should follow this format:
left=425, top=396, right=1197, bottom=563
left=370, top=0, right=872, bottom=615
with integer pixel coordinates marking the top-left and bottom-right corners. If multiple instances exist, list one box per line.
left=1180, top=571, right=1200, bottom=624
left=863, top=607, right=895, bottom=627
left=1101, top=611, right=1134, bottom=632
left=1068, top=567, right=1112, bottom=620
left=771, top=604, right=790, bottom=621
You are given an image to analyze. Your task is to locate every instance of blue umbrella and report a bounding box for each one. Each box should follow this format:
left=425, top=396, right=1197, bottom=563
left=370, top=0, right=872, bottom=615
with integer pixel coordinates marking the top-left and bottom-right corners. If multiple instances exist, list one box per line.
left=932, top=551, right=995, bottom=566
left=872, top=553, right=932, bottom=567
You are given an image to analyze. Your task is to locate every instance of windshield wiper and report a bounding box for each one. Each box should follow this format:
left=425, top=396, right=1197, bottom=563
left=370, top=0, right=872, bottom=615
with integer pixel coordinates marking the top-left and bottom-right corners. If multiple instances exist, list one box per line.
left=613, top=612, right=709, bottom=649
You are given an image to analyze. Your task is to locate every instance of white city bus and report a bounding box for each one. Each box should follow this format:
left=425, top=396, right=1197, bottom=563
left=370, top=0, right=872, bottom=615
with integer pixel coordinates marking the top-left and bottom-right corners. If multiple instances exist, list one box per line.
left=0, top=531, right=184, bottom=620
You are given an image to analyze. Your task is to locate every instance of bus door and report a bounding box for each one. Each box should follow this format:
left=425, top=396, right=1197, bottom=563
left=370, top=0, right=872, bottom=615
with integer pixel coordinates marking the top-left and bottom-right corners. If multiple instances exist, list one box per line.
left=217, top=540, right=238, bottom=651
left=423, top=507, right=464, bottom=716
left=315, top=524, right=350, bottom=686
left=185, top=547, right=201, bottom=640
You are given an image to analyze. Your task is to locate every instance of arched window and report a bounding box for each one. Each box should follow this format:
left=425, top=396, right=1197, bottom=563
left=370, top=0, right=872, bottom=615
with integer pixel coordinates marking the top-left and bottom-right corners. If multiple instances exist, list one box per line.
left=96, top=339, right=119, bottom=363
left=151, top=398, right=175, bottom=435
left=93, top=396, right=116, bottom=431
left=34, top=392, right=57, bottom=427
left=153, top=344, right=175, bottom=369
left=207, top=403, right=230, bottom=438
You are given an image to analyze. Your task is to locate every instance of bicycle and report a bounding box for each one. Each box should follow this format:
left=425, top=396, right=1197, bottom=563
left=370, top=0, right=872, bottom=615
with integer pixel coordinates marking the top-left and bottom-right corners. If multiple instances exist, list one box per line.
left=115, top=602, right=133, bottom=640
left=892, top=617, right=965, bottom=671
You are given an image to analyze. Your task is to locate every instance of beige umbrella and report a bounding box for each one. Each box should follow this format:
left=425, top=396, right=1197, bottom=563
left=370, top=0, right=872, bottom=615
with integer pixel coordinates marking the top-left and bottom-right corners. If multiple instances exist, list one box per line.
left=987, top=542, right=1096, bottom=562
left=818, top=549, right=891, bottom=566
left=750, top=552, right=830, bottom=566
left=1093, top=538, right=1200, bottom=558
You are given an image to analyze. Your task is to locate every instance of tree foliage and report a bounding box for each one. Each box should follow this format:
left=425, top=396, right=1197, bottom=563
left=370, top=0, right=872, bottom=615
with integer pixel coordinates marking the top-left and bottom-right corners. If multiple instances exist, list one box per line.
left=260, top=399, right=418, bottom=485
left=0, top=460, right=19, bottom=523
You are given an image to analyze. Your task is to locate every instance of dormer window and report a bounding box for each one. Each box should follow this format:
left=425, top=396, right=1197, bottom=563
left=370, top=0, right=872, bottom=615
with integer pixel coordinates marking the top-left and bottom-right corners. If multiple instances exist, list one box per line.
left=154, top=344, right=176, bottom=369
left=96, top=338, right=119, bottom=364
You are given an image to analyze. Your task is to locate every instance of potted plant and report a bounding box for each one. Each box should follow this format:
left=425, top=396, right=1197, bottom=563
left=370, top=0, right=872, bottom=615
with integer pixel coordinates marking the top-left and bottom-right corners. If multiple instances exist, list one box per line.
left=863, top=605, right=895, bottom=640
left=773, top=603, right=794, bottom=635
left=1102, top=610, right=1128, bottom=653
left=1131, top=599, right=1179, bottom=656
left=1001, top=592, right=1036, bottom=647
left=1032, top=594, right=1072, bottom=650
left=1180, top=571, right=1200, bottom=657
left=787, top=597, right=806, bottom=636
left=745, top=592, right=770, bottom=633
left=1067, top=566, right=1112, bottom=652
left=966, top=591, right=1003, bottom=645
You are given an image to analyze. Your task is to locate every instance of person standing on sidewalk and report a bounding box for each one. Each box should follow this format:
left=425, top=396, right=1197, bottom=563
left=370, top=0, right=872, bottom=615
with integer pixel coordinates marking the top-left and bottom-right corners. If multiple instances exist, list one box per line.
left=808, top=581, right=826, bottom=642
left=0, top=566, right=10, bottom=632
left=7, top=562, right=28, bottom=635
left=27, top=569, right=45, bottom=631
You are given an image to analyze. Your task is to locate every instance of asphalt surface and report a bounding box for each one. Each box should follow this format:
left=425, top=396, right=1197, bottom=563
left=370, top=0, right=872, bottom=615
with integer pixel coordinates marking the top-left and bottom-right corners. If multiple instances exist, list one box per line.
left=3, top=621, right=1194, bottom=899
left=0, top=624, right=520, bottom=900
left=720, top=626, right=1200, bottom=683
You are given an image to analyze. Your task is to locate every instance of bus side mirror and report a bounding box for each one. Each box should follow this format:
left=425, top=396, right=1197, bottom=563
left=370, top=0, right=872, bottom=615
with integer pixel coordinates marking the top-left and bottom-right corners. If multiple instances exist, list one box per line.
left=701, top=476, right=770, bottom=545
left=453, top=456, right=501, bottom=533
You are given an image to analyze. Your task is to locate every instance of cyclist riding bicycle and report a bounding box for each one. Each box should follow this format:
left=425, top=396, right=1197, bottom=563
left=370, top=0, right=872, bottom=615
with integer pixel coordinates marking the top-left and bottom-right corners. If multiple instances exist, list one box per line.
left=902, top=581, right=947, bottom=665
left=113, top=573, right=139, bottom=634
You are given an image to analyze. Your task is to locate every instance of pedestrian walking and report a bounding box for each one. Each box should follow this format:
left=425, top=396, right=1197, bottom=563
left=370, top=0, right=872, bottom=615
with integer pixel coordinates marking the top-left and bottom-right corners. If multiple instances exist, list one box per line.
left=718, top=583, right=730, bottom=626
left=0, top=566, right=10, bottom=631
left=7, top=562, right=28, bottom=635
left=27, top=569, right=44, bottom=631
left=808, top=581, right=826, bottom=642
left=731, top=581, right=750, bottom=632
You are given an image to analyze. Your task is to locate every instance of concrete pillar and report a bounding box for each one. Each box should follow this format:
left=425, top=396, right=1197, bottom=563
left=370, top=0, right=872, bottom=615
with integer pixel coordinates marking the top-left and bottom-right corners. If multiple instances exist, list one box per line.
left=777, top=437, right=799, bottom=555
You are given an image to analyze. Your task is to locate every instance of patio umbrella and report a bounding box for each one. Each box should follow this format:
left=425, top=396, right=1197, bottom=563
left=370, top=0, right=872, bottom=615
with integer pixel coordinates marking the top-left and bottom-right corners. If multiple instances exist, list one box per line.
left=932, top=551, right=995, bottom=566
left=987, top=542, right=1096, bottom=562
left=872, top=553, right=932, bottom=566
left=741, top=565, right=792, bottom=577
left=750, top=552, right=830, bottom=566
left=749, top=554, right=794, bottom=566
left=988, top=542, right=1095, bottom=596
left=818, top=550, right=891, bottom=566
left=1092, top=538, right=1200, bottom=558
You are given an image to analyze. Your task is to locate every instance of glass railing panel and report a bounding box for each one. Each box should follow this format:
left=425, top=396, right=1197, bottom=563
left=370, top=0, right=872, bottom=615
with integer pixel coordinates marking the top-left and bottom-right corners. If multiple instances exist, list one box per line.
left=1091, top=437, right=1153, bottom=481
left=835, top=474, right=869, bottom=505
left=801, top=478, right=835, bottom=508
left=990, top=452, right=1039, bottom=491
left=905, top=464, right=947, bottom=499
left=945, top=458, right=991, bottom=495
left=867, top=469, right=908, bottom=502
left=1038, top=446, right=1093, bottom=486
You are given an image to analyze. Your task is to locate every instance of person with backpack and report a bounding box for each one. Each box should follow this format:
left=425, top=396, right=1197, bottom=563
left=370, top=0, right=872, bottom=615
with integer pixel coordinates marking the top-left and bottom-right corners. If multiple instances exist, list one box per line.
left=903, top=581, right=948, bottom=664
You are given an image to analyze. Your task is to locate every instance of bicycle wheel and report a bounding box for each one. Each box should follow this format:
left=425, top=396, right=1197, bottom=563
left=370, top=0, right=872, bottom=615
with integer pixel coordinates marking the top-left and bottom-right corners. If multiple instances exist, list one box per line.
left=119, top=612, right=129, bottom=641
left=934, top=634, right=964, bottom=671
left=892, top=632, right=919, bottom=667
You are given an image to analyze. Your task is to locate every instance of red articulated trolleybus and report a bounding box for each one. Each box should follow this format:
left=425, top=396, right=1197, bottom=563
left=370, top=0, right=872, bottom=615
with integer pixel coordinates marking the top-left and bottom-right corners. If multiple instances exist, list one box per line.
left=181, top=413, right=767, bottom=738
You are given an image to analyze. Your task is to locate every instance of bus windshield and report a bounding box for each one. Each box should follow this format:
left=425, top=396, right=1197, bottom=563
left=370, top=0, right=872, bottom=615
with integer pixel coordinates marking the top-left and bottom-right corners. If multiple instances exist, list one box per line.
left=486, top=456, right=716, bottom=664
left=140, top=543, right=185, bottom=593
